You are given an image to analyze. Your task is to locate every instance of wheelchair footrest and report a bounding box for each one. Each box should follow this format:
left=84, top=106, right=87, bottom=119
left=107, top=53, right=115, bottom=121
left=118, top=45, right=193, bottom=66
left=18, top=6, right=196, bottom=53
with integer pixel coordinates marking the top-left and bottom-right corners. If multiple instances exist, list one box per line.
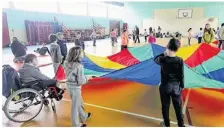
left=33, top=101, right=41, bottom=105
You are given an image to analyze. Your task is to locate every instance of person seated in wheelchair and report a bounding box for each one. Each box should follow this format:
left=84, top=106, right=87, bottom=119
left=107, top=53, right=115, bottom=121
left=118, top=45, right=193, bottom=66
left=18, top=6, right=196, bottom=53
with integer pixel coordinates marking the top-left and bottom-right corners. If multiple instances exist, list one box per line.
left=19, top=54, right=64, bottom=101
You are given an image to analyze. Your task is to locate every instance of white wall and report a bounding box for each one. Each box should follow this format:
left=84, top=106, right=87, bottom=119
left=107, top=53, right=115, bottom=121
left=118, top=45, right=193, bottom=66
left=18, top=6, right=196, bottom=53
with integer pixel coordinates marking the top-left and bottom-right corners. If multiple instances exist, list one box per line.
left=143, top=7, right=218, bottom=36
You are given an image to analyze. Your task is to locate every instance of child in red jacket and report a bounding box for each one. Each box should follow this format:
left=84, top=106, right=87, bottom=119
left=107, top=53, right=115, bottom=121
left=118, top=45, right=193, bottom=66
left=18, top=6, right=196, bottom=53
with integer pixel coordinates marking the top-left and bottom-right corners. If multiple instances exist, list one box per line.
left=148, top=32, right=156, bottom=44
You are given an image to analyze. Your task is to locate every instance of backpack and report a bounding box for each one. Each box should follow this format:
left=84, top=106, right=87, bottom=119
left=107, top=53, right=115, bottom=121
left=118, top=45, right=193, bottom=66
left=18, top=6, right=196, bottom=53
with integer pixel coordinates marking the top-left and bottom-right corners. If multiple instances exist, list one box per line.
left=2, top=65, right=22, bottom=98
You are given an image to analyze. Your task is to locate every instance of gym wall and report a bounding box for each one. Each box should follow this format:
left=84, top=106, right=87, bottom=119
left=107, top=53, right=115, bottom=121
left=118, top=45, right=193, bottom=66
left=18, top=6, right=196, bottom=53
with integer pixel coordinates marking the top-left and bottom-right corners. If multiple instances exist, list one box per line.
left=3, top=8, right=122, bottom=43
left=124, top=2, right=224, bottom=28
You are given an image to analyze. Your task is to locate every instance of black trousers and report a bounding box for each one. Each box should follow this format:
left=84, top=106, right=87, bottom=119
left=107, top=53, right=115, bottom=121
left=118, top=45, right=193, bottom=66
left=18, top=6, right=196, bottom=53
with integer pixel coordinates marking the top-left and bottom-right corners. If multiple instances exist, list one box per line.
left=159, top=82, right=184, bottom=127
left=82, top=43, right=85, bottom=51
left=145, top=36, right=147, bottom=42
left=218, top=40, right=224, bottom=49
left=61, top=55, right=66, bottom=65
left=121, top=45, right=127, bottom=51
left=198, top=37, right=202, bottom=44
left=188, top=37, right=191, bottom=45
left=133, top=35, right=135, bottom=42
left=135, top=35, right=140, bottom=43
left=93, top=38, right=96, bottom=46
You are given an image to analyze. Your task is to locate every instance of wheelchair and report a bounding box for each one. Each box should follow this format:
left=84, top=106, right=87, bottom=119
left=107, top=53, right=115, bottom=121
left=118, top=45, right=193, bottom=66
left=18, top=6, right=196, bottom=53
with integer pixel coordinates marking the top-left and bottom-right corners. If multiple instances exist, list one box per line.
left=3, top=80, right=65, bottom=123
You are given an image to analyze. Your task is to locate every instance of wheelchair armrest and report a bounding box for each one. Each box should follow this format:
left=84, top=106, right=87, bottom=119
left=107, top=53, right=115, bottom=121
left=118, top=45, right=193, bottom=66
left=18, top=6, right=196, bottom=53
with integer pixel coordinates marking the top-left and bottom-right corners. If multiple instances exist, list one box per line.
left=22, top=81, right=41, bottom=88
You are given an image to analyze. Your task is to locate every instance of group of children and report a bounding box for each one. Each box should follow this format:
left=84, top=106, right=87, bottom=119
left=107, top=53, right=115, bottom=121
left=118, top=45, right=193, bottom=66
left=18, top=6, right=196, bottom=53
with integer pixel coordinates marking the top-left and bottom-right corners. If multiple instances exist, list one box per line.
left=116, top=27, right=157, bottom=52
left=188, top=23, right=224, bottom=48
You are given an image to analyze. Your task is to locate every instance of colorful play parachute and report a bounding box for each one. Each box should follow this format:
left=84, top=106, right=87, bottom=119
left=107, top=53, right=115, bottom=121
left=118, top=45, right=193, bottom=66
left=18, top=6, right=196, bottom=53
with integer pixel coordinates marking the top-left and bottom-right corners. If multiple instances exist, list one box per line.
left=78, top=43, right=224, bottom=88
left=176, top=43, right=224, bottom=83
left=102, top=58, right=224, bottom=88
left=82, top=44, right=165, bottom=76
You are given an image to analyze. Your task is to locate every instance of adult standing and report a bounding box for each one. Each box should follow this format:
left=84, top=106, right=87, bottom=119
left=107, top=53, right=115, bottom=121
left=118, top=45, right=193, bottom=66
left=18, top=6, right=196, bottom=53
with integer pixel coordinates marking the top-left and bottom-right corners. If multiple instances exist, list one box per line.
left=134, top=25, right=140, bottom=43
left=202, top=23, right=215, bottom=44
left=132, top=30, right=136, bottom=42
left=218, top=23, right=224, bottom=50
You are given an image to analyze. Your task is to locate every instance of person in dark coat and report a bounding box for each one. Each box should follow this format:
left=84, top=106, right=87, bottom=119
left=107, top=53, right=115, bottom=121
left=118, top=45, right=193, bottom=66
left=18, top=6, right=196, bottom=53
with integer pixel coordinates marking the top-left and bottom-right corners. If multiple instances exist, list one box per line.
left=57, top=32, right=68, bottom=64
left=134, top=25, right=140, bottom=43
left=11, top=37, right=27, bottom=62
left=75, top=32, right=85, bottom=51
left=154, top=38, right=185, bottom=127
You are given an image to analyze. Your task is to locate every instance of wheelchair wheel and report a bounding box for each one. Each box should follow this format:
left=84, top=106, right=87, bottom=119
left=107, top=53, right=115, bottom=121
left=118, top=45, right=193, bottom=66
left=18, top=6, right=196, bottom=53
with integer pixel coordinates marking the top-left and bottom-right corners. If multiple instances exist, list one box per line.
left=4, top=88, right=43, bottom=122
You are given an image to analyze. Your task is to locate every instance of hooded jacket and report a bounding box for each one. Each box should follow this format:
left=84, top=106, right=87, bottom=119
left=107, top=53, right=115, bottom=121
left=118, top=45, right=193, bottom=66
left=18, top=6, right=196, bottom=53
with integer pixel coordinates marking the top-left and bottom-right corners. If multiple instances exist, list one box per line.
left=19, top=63, right=50, bottom=84
left=64, top=61, right=87, bottom=89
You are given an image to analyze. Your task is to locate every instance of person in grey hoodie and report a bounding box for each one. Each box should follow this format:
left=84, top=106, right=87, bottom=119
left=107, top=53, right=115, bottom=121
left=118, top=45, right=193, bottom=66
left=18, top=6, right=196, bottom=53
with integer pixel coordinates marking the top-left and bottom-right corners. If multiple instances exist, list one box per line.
left=64, top=46, right=92, bottom=127
left=19, top=54, right=63, bottom=94
left=49, top=34, right=63, bottom=74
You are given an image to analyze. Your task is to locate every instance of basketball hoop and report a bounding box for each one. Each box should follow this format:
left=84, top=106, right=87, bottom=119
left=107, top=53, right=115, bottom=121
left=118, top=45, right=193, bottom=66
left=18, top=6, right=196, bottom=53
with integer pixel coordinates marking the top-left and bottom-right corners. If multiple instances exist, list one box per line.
left=183, top=12, right=188, bottom=17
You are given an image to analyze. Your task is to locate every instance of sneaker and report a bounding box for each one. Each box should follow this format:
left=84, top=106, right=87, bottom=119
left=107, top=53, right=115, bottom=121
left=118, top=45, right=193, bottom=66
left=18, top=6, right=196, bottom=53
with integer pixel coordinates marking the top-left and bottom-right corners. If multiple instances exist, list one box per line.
left=87, top=112, right=91, bottom=119
left=81, top=124, right=87, bottom=127
left=160, top=122, right=170, bottom=127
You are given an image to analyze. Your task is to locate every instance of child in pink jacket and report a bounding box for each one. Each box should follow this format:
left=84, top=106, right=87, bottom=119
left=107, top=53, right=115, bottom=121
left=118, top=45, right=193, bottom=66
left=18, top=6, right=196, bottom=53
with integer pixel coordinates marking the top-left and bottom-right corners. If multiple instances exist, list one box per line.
left=148, top=32, right=156, bottom=44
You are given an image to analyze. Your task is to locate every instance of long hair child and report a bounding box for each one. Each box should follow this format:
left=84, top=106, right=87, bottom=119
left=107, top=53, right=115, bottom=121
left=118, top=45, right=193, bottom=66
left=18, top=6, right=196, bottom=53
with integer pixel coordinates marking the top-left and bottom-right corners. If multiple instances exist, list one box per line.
left=64, top=46, right=91, bottom=127
left=203, top=23, right=215, bottom=44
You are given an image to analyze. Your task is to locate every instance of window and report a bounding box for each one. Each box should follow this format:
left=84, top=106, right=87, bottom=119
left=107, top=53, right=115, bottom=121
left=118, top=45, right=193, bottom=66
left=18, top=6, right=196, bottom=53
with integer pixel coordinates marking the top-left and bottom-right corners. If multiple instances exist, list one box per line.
left=108, top=4, right=123, bottom=19
left=60, top=3, right=87, bottom=16
left=88, top=5, right=107, bottom=18
left=14, top=1, right=57, bottom=13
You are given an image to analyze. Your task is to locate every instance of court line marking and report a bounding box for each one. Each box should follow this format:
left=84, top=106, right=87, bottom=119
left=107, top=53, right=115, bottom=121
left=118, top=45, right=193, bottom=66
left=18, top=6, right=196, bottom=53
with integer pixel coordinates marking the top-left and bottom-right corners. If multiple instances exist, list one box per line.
left=62, top=99, right=192, bottom=127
